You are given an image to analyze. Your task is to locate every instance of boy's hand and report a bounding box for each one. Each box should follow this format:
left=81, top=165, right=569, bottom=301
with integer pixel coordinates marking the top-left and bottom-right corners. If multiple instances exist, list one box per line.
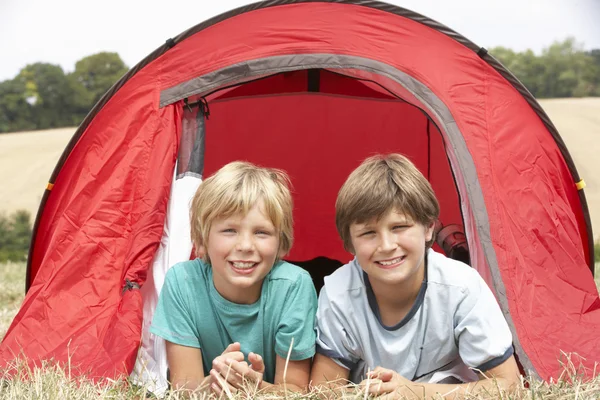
left=210, top=352, right=265, bottom=393
left=360, top=367, right=411, bottom=396
left=209, top=343, right=246, bottom=394
left=214, top=342, right=245, bottom=364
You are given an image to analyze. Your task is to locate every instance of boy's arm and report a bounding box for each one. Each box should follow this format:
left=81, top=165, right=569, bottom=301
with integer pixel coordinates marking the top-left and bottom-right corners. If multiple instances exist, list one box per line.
left=166, top=341, right=209, bottom=392
left=362, top=355, right=520, bottom=399
left=312, top=275, right=361, bottom=390
left=272, top=354, right=312, bottom=391
left=168, top=341, right=245, bottom=393
left=310, top=353, right=350, bottom=386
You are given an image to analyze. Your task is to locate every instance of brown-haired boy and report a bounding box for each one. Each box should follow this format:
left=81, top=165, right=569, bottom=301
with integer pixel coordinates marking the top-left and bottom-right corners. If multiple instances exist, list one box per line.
left=311, top=154, right=519, bottom=398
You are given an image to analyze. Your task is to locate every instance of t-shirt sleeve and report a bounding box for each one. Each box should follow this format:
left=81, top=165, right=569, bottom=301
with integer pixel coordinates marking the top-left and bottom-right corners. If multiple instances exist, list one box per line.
left=275, top=271, right=318, bottom=361
left=454, top=270, right=514, bottom=372
left=315, top=285, right=362, bottom=370
left=150, top=266, right=201, bottom=348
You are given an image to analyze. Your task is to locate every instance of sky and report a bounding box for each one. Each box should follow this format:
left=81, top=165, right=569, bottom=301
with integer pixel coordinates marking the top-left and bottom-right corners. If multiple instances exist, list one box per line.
left=0, top=0, right=599, bottom=81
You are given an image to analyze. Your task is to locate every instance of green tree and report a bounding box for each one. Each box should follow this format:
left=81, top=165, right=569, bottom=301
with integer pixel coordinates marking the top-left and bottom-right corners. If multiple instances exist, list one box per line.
left=493, top=47, right=547, bottom=96
left=491, top=38, right=599, bottom=98
left=70, top=52, right=128, bottom=107
left=0, top=78, right=36, bottom=133
left=540, top=38, right=584, bottom=97
left=15, top=63, right=78, bottom=129
left=0, top=52, right=129, bottom=133
left=582, top=49, right=600, bottom=96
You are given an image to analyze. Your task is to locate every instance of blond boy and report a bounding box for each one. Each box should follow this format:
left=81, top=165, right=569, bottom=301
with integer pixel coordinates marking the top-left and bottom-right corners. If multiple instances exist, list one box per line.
left=151, top=161, right=316, bottom=394
left=311, top=154, right=519, bottom=398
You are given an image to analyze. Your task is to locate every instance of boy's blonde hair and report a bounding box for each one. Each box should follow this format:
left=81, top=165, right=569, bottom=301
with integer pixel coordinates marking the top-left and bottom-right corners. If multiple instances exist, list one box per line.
left=190, top=161, right=294, bottom=260
left=336, top=154, right=440, bottom=252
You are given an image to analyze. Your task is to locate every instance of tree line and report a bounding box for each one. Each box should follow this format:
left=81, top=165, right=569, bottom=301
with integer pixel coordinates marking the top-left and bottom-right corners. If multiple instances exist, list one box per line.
left=0, top=39, right=599, bottom=134
left=0, top=52, right=128, bottom=133
left=490, top=38, right=600, bottom=98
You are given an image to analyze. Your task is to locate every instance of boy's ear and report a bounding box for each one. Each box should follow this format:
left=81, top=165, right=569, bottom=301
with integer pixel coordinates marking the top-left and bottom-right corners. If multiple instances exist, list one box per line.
left=345, top=242, right=356, bottom=255
left=425, top=221, right=435, bottom=242
left=277, top=248, right=287, bottom=260
left=195, top=244, right=207, bottom=260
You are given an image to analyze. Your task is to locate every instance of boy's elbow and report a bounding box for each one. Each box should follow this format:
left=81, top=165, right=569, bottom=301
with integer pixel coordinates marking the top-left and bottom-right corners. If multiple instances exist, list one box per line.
left=479, top=355, right=521, bottom=393
left=499, top=371, right=521, bottom=393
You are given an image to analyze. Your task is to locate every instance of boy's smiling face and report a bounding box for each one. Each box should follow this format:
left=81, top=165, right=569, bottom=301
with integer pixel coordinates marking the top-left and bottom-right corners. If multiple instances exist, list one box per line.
left=349, top=209, right=434, bottom=288
left=202, top=199, right=281, bottom=304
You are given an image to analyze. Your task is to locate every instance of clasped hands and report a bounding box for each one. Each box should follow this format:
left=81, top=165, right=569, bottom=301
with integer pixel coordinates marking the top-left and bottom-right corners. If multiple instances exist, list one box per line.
left=209, top=342, right=265, bottom=395
left=209, top=345, right=412, bottom=398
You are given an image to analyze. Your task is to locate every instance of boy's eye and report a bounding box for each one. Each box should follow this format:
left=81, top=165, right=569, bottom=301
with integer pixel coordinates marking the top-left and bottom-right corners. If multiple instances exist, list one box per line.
left=222, top=228, right=236, bottom=234
left=392, top=225, right=408, bottom=230
left=256, top=230, right=273, bottom=236
left=360, top=230, right=375, bottom=237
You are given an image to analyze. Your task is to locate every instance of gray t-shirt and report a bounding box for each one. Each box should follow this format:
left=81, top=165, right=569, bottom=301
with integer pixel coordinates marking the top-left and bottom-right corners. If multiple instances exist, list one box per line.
left=315, top=249, right=513, bottom=383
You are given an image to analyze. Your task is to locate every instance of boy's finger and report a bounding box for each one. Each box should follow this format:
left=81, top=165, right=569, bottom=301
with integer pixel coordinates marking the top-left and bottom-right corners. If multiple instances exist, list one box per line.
left=248, top=352, right=265, bottom=373
left=225, top=359, right=262, bottom=382
left=212, top=362, right=244, bottom=388
left=378, top=370, right=394, bottom=382
left=367, top=367, right=394, bottom=382
left=215, top=351, right=245, bottom=363
left=367, top=381, right=397, bottom=395
left=222, top=342, right=241, bottom=354
left=359, top=378, right=383, bottom=388
left=211, top=382, right=222, bottom=395
left=210, top=368, right=240, bottom=393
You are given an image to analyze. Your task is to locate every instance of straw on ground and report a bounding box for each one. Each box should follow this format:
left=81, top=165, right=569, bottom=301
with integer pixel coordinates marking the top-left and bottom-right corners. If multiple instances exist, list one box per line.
left=1, top=262, right=599, bottom=399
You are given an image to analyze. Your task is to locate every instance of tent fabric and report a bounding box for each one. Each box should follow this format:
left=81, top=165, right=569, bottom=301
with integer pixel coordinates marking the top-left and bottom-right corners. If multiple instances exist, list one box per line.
left=0, top=0, right=596, bottom=386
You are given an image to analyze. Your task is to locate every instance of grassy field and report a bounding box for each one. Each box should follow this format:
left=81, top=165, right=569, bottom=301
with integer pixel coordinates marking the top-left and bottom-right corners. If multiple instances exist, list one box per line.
left=0, top=262, right=26, bottom=342
left=0, top=262, right=599, bottom=399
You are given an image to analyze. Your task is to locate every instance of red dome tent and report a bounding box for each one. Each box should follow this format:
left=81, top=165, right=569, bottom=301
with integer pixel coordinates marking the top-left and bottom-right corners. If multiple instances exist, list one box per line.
left=1, top=0, right=598, bottom=390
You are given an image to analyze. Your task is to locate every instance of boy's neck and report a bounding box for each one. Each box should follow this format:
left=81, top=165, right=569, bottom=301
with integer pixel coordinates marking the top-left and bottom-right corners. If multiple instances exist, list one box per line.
left=368, top=259, right=427, bottom=327
left=212, top=275, right=264, bottom=305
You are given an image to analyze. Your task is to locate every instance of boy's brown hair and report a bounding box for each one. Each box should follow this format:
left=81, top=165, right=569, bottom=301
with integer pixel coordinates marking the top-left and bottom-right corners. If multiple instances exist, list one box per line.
left=190, top=161, right=294, bottom=261
left=335, top=153, right=440, bottom=252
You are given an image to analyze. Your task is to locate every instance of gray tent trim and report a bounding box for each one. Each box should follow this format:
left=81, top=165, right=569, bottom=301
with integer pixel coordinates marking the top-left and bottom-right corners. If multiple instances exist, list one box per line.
left=159, top=52, right=537, bottom=377
left=188, top=109, right=206, bottom=178
left=176, top=105, right=207, bottom=180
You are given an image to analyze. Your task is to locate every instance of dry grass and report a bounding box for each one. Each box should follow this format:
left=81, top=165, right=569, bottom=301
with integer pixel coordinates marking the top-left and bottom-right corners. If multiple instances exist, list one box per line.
left=0, top=357, right=599, bottom=399
left=0, top=127, right=74, bottom=220
left=1, top=262, right=600, bottom=399
left=0, top=261, right=26, bottom=342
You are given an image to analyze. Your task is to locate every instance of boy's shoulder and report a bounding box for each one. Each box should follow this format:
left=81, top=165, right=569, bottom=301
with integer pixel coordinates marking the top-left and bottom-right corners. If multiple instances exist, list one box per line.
left=166, top=258, right=208, bottom=283
left=322, top=258, right=365, bottom=296
left=268, top=260, right=312, bottom=282
left=426, top=249, right=483, bottom=293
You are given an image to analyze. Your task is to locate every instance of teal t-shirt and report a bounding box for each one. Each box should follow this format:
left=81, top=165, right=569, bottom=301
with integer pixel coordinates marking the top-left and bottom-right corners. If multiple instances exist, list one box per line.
left=150, top=259, right=317, bottom=383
